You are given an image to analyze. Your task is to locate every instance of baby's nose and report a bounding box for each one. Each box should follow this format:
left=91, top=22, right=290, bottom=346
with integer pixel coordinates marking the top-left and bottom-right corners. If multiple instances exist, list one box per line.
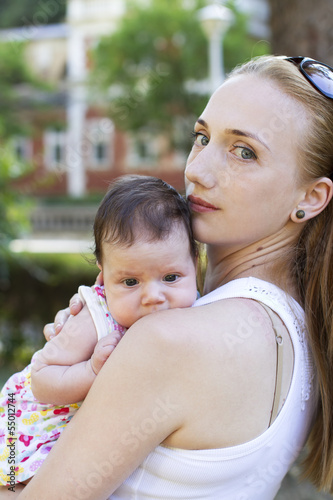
left=141, top=283, right=165, bottom=306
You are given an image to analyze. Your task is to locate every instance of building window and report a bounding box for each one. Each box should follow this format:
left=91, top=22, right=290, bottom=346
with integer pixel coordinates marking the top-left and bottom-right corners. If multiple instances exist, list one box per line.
left=86, top=118, right=114, bottom=170
left=44, top=129, right=67, bottom=171
left=126, top=130, right=159, bottom=170
left=11, top=136, right=32, bottom=162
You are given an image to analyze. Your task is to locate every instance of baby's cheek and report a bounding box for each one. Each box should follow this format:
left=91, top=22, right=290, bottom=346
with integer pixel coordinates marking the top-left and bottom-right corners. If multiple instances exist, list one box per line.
left=108, top=299, right=134, bottom=329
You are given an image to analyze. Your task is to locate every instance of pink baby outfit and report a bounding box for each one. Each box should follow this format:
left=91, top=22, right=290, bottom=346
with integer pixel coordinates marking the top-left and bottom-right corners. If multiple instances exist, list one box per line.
left=0, top=285, right=125, bottom=485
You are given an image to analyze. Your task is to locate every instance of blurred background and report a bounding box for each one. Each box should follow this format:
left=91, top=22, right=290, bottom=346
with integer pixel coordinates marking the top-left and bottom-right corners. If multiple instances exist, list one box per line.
left=0, top=1, right=332, bottom=496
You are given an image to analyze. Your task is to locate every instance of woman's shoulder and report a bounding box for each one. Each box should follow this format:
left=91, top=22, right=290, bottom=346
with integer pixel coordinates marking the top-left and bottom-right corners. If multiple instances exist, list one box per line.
left=124, top=277, right=303, bottom=365
left=127, top=296, right=280, bottom=448
left=127, top=293, right=272, bottom=364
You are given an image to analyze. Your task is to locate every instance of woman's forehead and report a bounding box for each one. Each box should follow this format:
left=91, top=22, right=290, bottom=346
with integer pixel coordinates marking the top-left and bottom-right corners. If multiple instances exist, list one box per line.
left=201, top=74, right=309, bottom=144
left=206, top=75, right=292, bottom=116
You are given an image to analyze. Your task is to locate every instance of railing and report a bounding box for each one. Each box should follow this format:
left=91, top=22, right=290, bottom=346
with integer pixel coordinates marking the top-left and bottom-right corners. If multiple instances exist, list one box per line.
left=30, top=205, right=97, bottom=234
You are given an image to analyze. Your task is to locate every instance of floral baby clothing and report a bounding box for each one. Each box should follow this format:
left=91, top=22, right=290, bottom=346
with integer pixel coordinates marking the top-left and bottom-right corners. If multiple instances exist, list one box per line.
left=0, top=285, right=125, bottom=485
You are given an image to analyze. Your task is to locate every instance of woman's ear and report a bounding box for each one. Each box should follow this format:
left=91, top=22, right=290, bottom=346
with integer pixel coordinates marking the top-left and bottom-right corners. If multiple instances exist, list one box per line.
left=97, top=261, right=103, bottom=272
left=291, top=177, right=333, bottom=223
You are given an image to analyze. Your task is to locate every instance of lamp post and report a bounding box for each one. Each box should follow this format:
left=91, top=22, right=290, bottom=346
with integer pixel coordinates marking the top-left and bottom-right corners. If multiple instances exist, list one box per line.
left=198, top=4, right=233, bottom=94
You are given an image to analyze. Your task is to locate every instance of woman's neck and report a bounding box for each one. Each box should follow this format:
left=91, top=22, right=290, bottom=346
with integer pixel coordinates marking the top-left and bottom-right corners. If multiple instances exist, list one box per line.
left=203, top=228, right=299, bottom=297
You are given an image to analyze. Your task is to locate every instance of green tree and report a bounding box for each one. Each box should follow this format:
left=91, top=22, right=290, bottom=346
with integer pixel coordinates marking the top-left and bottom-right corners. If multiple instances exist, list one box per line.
left=92, top=0, right=207, bottom=140
left=0, top=41, right=40, bottom=283
left=0, top=0, right=66, bottom=29
left=0, top=145, right=31, bottom=284
left=0, top=41, right=38, bottom=137
left=91, top=0, right=269, bottom=145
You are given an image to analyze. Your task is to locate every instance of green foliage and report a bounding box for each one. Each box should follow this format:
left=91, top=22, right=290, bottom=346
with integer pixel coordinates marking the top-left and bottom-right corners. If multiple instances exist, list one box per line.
left=91, top=0, right=270, bottom=141
left=0, top=0, right=66, bottom=29
left=0, top=41, right=43, bottom=138
left=0, top=252, right=97, bottom=374
left=223, top=0, right=271, bottom=71
left=0, top=39, right=49, bottom=284
left=92, top=0, right=207, bottom=136
left=0, top=142, right=33, bottom=285
left=0, top=40, right=44, bottom=284
left=0, top=41, right=32, bottom=84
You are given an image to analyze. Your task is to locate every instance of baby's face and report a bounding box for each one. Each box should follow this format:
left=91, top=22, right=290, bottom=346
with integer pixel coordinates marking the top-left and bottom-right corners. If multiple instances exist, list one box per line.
left=99, top=228, right=197, bottom=328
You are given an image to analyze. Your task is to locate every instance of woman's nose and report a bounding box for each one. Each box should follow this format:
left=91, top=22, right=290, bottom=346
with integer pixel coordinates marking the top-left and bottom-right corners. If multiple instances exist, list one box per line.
left=185, top=150, right=216, bottom=189
left=141, top=283, right=165, bottom=306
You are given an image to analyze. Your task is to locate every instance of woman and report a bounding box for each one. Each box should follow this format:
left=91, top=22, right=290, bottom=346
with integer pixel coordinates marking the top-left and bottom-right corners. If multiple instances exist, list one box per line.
left=11, top=55, right=333, bottom=499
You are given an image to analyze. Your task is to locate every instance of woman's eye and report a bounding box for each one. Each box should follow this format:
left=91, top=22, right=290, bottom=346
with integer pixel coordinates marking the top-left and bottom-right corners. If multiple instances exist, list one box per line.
left=191, top=131, right=209, bottom=147
left=163, top=274, right=178, bottom=283
left=232, top=145, right=257, bottom=160
left=123, top=278, right=138, bottom=287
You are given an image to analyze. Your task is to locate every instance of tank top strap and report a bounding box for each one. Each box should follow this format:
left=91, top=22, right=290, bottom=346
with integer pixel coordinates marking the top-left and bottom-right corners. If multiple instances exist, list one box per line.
left=193, top=277, right=314, bottom=412
left=258, top=302, right=284, bottom=425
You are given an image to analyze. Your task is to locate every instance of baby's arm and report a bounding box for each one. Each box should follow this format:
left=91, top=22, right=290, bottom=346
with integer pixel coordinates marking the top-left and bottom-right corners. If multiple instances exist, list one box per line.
left=31, top=305, right=120, bottom=405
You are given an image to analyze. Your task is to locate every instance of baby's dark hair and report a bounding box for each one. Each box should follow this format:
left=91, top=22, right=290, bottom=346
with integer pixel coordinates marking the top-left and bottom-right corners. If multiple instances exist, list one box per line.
left=94, top=175, right=197, bottom=263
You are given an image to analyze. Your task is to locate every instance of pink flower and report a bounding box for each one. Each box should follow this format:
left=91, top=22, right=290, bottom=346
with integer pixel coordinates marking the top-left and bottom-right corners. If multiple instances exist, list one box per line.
left=53, top=407, right=69, bottom=416
left=19, top=435, right=33, bottom=447
left=95, top=286, right=105, bottom=298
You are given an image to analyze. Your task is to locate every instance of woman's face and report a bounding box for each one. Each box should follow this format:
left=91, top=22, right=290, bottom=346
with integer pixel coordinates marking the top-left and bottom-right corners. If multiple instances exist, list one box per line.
left=185, top=74, right=308, bottom=251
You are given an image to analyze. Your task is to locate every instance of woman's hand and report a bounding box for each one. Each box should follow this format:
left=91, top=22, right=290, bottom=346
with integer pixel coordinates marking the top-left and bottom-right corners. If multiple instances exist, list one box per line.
left=43, top=294, right=83, bottom=341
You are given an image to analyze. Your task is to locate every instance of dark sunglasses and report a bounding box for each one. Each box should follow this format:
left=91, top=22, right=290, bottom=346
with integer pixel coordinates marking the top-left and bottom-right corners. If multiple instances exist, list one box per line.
left=285, top=56, right=333, bottom=99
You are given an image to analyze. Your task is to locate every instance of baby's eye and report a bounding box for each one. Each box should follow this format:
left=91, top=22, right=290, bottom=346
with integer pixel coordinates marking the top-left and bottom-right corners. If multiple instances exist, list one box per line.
left=232, top=145, right=257, bottom=160
left=191, top=131, right=209, bottom=147
left=123, top=278, right=139, bottom=287
left=163, top=274, right=179, bottom=283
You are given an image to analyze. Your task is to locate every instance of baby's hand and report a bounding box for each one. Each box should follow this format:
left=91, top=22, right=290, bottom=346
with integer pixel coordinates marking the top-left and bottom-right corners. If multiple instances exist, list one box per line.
left=90, top=332, right=122, bottom=375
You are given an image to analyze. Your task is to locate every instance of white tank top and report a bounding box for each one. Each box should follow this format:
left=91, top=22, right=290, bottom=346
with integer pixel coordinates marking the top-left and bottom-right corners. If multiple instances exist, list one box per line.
left=110, top=277, right=316, bottom=500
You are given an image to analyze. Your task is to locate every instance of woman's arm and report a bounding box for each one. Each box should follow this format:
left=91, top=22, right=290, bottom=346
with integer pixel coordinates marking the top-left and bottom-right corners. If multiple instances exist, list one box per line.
left=17, top=297, right=283, bottom=500
left=17, top=310, right=188, bottom=500
left=31, top=305, right=99, bottom=404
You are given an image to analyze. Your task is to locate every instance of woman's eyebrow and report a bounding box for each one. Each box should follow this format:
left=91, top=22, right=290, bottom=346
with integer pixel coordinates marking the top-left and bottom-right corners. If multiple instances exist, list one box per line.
left=225, top=128, right=271, bottom=151
left=196, top=118, right=208, bottom=128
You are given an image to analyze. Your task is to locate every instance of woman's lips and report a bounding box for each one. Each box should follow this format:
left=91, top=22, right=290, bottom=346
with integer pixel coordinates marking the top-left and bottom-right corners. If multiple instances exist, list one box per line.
left=188, top=195, right=219, bottom=213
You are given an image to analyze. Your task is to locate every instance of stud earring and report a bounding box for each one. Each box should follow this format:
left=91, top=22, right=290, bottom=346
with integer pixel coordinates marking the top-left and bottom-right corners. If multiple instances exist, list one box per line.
left=295, top=209, right=305, bottom=219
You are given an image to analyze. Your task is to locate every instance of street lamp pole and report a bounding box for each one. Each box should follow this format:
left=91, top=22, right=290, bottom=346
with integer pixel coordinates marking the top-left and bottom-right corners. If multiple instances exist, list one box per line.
left=198, top=4, right=233, bottom=94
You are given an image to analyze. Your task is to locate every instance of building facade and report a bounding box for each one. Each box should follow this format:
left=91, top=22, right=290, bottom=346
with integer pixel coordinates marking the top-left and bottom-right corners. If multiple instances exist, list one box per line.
left=1, top=0, right=270, bottom=199
left=2, top=0, right=188, bottom=198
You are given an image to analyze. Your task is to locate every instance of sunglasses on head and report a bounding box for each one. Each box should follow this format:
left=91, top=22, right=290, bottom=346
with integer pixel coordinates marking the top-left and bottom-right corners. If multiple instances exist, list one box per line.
left=285, top=56, right=333, bottom=99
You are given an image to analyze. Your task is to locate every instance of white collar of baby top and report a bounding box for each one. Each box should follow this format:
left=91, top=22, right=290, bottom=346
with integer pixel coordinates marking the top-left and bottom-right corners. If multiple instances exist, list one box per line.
left=109, top=277, right=316, bottom=500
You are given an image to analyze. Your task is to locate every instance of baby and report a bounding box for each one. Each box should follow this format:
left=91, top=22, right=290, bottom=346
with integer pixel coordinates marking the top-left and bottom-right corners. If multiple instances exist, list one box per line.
left=0, top=175, right=198, bottom=486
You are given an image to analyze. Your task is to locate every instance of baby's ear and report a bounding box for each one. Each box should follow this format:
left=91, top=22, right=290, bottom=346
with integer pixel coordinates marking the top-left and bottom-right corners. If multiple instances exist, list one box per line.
left=96, top=263, right=104, bottom=286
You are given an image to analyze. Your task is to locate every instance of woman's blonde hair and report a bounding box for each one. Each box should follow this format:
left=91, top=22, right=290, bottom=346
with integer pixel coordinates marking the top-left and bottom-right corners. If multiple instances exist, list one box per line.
left=230, top=55, right=333, bottom=492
